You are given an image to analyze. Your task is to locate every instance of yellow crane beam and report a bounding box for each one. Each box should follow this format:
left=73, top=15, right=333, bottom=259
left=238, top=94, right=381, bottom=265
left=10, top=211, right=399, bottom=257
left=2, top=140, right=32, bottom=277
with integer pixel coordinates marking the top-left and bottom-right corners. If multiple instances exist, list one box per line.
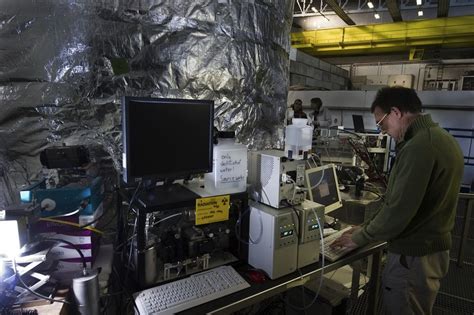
left=291, top=16, right=474, bottom=56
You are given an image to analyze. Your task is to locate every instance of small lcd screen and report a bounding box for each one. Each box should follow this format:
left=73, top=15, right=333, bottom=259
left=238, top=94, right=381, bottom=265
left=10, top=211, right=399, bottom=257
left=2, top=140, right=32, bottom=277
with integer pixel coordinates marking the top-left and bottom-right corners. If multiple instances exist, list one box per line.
left=280, top=230, right=294, bottom=238
left=308, top=223, right=319, bottom=231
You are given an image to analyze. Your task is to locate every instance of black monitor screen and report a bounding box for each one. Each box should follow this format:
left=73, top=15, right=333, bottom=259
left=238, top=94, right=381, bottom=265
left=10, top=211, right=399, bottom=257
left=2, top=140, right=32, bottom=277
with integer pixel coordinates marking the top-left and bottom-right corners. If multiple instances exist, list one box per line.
left=122, top=96, right=214, bottom=184
left=352, top=115, right=365, bottom=133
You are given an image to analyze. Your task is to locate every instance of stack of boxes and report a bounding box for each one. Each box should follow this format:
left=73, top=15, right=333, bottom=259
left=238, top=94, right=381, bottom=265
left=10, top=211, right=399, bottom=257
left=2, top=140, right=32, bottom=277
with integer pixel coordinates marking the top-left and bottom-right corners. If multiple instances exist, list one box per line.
left=289, top=48, right=349, bottom=90
left=21, top=176, right=104, bottom=281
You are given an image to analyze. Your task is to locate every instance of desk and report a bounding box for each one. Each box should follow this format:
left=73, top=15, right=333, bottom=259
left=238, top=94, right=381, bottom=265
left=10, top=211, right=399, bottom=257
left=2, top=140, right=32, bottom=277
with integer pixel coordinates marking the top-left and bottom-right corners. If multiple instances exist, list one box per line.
left=182, top=241, right=386, bottom=315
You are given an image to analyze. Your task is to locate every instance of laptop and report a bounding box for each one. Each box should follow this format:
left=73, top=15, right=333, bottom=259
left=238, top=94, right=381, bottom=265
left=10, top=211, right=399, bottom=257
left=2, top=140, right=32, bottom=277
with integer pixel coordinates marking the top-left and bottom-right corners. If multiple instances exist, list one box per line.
left=352, top=115, right=365, bottom=133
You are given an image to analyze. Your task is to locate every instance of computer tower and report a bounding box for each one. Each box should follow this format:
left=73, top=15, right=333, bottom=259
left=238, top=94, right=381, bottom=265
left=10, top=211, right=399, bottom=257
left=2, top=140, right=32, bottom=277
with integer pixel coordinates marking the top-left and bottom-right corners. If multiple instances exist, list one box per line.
left=294, top=200, right=325, bottom=268
left=248, top=201, right=298, bottom=279
left=248, top=150, right=306, bottom=208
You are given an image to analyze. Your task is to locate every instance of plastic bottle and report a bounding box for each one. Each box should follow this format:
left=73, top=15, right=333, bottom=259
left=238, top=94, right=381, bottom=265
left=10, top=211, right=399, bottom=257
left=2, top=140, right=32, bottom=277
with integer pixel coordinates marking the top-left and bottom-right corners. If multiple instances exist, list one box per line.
left=285, top=118, right=313, bottom=160
left=204, top=131, right=248, bottom=194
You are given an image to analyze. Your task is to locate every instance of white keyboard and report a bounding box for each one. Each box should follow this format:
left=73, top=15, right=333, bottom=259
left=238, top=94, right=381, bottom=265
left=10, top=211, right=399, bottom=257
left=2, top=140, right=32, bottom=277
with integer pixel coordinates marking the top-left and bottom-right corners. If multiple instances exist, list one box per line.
left=323, top=226, right=357, bottom=262
left=133, top=265, right=250, bottom=314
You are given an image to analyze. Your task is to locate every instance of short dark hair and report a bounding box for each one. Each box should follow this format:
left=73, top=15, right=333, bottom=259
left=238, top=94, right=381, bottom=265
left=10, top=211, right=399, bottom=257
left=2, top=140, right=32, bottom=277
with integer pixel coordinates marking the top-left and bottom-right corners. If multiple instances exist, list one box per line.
left=310, top=97, right=322, bottom=106
left=293, top=99, right=302, bottom=105
left=310, top=97, right=322, bottom=110
left=371, top=86, right=422, bottom=114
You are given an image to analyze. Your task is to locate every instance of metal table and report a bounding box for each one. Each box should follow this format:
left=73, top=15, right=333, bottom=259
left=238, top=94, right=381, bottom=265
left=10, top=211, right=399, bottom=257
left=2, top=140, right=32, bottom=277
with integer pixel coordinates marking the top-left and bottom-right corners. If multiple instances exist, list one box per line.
left=182, top=241, right=387, bottom=315
left=457, top=192, right=474, bottom=267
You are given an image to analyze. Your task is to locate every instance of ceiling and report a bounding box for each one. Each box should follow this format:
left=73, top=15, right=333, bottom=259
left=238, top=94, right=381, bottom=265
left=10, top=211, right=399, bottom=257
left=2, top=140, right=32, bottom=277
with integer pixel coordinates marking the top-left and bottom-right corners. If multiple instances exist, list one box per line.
left=292, top=0, right=474, bottom=63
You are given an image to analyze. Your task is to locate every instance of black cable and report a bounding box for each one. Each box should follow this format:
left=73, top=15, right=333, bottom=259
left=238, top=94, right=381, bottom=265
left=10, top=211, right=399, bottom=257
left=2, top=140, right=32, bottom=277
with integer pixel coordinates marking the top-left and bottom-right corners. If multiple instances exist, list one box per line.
left=112, top=265, right=139, bottom=314
left=290, top=206, right=301, bottom=240
left=348, top=137, right=387, bottom=187
left=339, top=129, right=363, bottom=139
left=79, top=206, right=108, bottom=229
left=95, top=210, right=117, bottom=230
left=119, top=180, right=143, bottom=276
left=359, top=138, right=388, bottom=187
left=362, top=188, right=384, bottom=200
left=11, top=257, right=70, bottom=305
left=40, top=238, right=87, bottom=271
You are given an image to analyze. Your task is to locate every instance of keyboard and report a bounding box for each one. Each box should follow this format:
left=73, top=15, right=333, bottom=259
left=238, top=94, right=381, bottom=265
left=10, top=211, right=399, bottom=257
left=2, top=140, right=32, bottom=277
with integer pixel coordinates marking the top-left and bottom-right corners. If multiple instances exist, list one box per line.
left=133, top=265, right=250, bottom=315
left=323, top=226, right=358, bottom=262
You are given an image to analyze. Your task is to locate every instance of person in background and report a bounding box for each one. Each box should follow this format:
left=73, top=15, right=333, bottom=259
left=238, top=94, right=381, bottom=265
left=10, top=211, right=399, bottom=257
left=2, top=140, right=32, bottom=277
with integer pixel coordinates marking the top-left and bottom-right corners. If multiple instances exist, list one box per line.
left=331, top=86, right=464, bottom=315
left=308, top=97, right=330, bottom=128
left=286, top=99, right=306, bottom=124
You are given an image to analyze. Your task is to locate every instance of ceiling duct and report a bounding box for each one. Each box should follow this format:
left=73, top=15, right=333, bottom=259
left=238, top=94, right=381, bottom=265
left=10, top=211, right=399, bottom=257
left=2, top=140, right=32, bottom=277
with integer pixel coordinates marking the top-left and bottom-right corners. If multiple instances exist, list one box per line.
left=386, top=0, right=403, bottom=22
left=291, top=16, right=474, bottom=57
left=437, top=0, right=450, bottom=17
left=323, top=0, right=356, bottom=25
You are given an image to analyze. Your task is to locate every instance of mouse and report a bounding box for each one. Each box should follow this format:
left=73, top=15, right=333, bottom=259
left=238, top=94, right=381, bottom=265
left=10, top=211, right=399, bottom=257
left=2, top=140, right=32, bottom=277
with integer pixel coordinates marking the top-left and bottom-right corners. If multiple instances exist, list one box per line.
left=245, top=270, right=266, bottom=284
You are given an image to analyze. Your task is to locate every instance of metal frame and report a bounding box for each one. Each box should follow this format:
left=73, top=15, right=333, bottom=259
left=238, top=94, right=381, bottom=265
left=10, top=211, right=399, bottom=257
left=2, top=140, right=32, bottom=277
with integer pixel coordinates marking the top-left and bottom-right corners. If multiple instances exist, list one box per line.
left=182, top=241, right=386, bottom=314
left=457, top=193, right=474, bottom=267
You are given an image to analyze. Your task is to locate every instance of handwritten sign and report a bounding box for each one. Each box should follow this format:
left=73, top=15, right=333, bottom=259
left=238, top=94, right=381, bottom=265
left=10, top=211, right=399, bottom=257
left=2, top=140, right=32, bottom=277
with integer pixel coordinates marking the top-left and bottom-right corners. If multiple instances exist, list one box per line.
left=218, top=153, right=245, bottom=184
left=195, top=195, right=230, bottom=225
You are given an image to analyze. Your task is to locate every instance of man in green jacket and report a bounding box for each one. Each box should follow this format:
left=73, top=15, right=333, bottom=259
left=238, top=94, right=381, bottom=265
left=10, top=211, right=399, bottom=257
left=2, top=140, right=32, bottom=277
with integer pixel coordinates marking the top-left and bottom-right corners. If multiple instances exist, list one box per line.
left=331, top=86, right=464, bottom=314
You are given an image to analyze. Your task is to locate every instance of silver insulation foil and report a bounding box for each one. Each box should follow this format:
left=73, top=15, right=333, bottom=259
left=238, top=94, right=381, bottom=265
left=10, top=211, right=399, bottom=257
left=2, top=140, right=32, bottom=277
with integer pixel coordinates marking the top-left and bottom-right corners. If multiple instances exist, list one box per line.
left=0, top=0, right=293, bottom=206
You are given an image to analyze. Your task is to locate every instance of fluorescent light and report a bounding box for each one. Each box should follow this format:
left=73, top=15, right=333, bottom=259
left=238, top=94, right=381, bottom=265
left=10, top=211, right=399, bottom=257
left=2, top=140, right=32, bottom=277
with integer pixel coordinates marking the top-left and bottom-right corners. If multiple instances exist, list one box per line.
left=0, top=221, right=20, bottom=258
left=311, top=7, right=318, bottom=13
left=367, top=1, right=374, bottom=9
left=416, top=0, right=422, bottom=5
left=418, top=10, right=423, bottom=16
left=374, top=13, right=380, bottom=19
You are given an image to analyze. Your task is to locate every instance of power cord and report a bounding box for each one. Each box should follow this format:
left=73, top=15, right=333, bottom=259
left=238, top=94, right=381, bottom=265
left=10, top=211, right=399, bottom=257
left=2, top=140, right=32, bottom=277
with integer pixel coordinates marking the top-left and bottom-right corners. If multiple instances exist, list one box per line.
left=11, top=237, right=87, bottom=305
left=283, top=209, right=325, bottom=312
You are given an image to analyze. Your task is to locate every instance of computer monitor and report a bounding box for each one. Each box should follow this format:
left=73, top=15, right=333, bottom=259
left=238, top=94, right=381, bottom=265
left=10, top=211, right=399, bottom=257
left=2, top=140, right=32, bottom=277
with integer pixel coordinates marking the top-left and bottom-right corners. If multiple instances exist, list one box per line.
left=305, top=164, right=343, bottom=213
left=122, top=96, right=214, bottom=185
left=352, top=114, right=365, bottom=133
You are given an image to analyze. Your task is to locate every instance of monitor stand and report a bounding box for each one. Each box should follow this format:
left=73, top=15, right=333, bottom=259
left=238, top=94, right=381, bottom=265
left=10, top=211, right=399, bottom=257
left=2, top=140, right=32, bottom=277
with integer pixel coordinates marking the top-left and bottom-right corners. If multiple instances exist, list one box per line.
left=138, top=181, right=200, bottom=211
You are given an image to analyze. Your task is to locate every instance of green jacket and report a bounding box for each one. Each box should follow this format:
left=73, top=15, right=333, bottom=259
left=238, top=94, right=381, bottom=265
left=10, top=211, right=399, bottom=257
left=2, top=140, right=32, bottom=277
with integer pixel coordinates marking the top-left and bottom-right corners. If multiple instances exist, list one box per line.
left=352, top=114, right=464, bottom=256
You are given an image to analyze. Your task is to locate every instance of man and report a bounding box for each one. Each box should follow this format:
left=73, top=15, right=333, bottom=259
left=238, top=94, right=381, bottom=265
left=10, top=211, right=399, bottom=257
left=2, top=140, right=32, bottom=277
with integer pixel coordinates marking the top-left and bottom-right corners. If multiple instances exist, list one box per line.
left=331, top=86, right=464, bottom=314
left=308, top=97, right=330, bottom=128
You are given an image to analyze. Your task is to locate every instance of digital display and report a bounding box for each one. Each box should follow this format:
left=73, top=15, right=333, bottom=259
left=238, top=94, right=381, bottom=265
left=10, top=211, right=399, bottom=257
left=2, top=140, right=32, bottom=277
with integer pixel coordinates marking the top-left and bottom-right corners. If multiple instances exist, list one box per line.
left=280, top=230, right=294, bottom=238
left=308, top=223, right=319, bottom=231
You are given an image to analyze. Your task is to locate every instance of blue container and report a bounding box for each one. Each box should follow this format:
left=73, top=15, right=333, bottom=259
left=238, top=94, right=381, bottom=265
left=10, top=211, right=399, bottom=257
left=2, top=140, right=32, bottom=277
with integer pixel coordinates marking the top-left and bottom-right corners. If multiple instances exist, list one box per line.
left=21, top=177, right=104, bottom=217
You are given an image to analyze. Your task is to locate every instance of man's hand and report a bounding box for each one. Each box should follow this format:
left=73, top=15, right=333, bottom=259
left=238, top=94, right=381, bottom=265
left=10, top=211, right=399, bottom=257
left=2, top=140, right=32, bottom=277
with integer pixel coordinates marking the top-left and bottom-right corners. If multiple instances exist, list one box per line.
left=329, top=226, right=360, bottom=250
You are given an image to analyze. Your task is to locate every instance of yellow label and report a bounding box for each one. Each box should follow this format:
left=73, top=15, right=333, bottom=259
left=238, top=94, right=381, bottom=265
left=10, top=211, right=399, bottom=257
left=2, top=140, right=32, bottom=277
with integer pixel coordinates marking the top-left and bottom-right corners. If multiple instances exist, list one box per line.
left=195, top=195, right=230, bottom=225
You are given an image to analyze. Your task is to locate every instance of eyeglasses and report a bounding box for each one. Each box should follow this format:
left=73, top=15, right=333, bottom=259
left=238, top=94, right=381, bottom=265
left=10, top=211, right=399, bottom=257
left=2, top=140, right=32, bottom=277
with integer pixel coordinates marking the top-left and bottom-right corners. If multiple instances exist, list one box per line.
left=376, top=112, right=390, bottom=129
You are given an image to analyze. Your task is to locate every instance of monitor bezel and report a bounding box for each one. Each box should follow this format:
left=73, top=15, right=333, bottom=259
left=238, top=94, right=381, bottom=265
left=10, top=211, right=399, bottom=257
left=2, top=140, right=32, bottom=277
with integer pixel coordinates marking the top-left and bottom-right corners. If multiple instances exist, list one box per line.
left=121, top=96, right=214, bottom=185
left=305, top=163, right=343, bottom=213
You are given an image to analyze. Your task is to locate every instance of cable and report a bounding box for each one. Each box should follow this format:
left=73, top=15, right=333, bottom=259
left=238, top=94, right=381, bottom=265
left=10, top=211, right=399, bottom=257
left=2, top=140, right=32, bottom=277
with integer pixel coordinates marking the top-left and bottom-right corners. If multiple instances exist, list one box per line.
left=307, top=167, right=325, bottom=191
left=361, top=188, right=383, bottom=201
left=40, top=238, right=88, bottom=272
left=79, top=208, right=107, bottom=229
left=283, top=209, right=325, bottom=311
left=11, top=236, right=87, bottom=305
left=151, top=212, right=182, bottom=227
left=112, top=265, right=139, bottom=314
left=290, top=207, right=301, bottom=240
left=234, top=205, right=264, bottom=245
left=12, top=257, right=71, bottom=305
left=339, top=129, right=363, bottom=139
left=38, top=217, right=103, bottom=235
left=124, top=216, right=138, bottom=287
left=348, top=137, right=387, bottom=187
left=45, top=206, right=82, bottom=218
